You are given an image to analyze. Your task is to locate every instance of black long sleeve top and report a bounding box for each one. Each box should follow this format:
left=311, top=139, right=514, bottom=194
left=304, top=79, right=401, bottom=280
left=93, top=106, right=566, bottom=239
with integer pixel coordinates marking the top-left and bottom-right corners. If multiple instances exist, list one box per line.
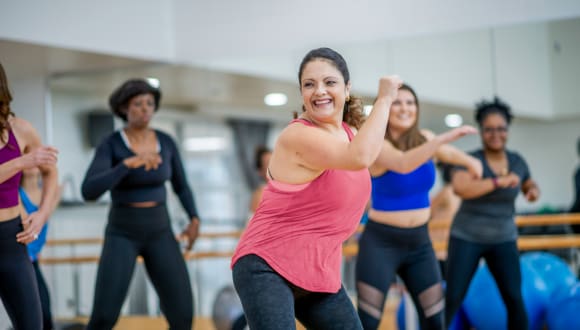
left=81, top=130, right=199, bottom=220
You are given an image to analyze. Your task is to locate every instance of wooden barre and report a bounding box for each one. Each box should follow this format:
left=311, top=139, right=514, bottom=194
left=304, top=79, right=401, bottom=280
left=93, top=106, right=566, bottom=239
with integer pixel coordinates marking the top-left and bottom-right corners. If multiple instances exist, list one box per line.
left=343, top=234, right=580, bottom=258
left=39, top=234, right=580, bottom=265
left=42, top=213, right=580, bottom=247
left=45, top=231, right=243, bottom=246
left=428, top=213, right=580, bottom=230
left=39, top=251, right=236, bottom=265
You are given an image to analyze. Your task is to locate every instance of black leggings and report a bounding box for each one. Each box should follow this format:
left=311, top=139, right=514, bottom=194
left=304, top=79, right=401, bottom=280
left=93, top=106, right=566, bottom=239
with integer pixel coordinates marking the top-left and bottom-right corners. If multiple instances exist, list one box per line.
left=233, top=254, right=363, bottom=330
left=356, top=220, right=444, bottom=330
left=87, top=205, right=193, bottom=330
left=32, top=260, right=54, bottom=330
left=0, top=217, right=42, bottom=330
left=445, top=236, right=528, bottom=330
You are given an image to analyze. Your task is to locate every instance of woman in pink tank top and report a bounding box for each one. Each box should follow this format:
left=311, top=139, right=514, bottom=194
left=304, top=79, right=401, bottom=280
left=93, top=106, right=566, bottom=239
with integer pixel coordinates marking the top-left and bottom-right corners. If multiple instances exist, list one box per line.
left=231, top=47, right=402, bottom=329
left=0, top=61, right=59, bottom=330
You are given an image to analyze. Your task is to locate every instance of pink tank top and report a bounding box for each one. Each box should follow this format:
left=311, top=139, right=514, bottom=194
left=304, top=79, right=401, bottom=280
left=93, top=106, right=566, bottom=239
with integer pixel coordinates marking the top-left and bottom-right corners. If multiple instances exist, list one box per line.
left=0, top=129, right=23, bottom=208
left=231, top=119, right=371, bottom=293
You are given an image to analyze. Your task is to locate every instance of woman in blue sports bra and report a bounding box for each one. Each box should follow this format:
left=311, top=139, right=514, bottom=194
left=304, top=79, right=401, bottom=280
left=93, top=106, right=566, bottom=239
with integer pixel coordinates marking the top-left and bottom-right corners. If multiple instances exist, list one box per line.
left=355, top=84, right=482, bottom=330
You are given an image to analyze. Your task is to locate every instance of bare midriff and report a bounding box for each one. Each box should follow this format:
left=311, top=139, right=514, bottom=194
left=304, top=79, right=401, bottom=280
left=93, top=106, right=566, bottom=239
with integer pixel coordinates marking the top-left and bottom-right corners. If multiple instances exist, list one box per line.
left=367, top=207, right=431, bottom=228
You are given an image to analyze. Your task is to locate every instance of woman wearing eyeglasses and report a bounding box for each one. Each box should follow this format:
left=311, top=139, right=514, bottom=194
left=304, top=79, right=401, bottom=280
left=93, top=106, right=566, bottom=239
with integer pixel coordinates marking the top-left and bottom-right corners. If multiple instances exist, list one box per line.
left=444, top=97, right=540, bottom=330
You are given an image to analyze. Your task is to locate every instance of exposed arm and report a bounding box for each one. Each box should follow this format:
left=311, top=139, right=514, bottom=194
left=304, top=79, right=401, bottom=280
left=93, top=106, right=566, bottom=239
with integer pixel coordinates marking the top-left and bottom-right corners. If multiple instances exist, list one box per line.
left=371, top=126, right=477, bottom=175
left=451, top=169, right=495, bottom=200
left=1, top=119, right=57, bottom=183
left=0, top=157, right=25, bottom=184
left=435, top=144, right=483, bottom=179
left=81, top=139, right=131, bottom=201
left=12, top=118, right=59, bottom=243
left=521, top=178, right=540, bottom=202
left=452, top=169, right=520, bottom=200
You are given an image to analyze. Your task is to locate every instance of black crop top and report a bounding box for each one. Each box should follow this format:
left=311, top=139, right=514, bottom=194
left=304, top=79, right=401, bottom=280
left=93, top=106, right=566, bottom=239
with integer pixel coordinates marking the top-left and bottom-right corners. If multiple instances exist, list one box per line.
left=81, top=130, right=199, bottom=220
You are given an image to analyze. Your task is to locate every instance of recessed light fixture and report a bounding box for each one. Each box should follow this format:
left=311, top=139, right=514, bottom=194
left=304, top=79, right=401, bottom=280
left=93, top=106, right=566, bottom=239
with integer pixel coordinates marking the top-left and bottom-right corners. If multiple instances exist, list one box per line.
left=146, top=77, right=160, bottom=88
left=264, top=93, right=288, bottom=106
left=444, top=114, right=463, bottom=128
left=184, top=137, right=227, bottom=152
left=363, top=105, right=373, bottom=116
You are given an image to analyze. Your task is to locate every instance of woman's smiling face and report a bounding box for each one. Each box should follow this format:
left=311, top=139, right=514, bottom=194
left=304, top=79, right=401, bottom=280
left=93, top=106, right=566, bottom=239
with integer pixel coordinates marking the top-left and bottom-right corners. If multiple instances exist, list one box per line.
left=300, top=59, right=350, bottom=122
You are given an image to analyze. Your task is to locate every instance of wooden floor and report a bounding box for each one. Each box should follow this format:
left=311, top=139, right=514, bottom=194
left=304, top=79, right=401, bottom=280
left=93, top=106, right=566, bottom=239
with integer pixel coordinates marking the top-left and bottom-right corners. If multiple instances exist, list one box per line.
left=61, top=298, right=399, bottom=329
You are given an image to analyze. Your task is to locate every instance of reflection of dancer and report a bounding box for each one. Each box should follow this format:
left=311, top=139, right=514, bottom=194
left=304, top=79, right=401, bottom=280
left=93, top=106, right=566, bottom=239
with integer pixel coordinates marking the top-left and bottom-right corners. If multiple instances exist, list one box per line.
left=20, top=167, right=60, bottom=330
left=232, top=47, right=402, bottom=329
left=249, top=145, right=271, bottom=214
left=355, top=84, right=481, bottom=329
left=445, top=97, right=540, bottom=330
left=429, top=163, right=461, bottom=263
left=82, top=79, right=200, bottom=330
left=0, top=61, right=59, bottom=330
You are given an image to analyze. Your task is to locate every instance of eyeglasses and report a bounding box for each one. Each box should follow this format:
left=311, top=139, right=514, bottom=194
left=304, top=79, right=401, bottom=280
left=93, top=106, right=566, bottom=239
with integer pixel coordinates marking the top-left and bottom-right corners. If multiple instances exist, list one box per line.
left=482, top=126, right=508, bottom=134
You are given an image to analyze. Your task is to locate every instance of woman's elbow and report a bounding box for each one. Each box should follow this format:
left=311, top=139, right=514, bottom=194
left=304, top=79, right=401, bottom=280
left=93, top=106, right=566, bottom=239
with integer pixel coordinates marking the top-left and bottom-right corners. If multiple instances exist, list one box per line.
left=81, top=185, right=100, bottom=201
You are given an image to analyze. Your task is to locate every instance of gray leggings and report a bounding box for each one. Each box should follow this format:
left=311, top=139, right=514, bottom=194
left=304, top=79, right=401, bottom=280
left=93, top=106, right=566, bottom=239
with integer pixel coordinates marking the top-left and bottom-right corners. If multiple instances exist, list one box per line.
left=233, top=254, right=363, bottom=330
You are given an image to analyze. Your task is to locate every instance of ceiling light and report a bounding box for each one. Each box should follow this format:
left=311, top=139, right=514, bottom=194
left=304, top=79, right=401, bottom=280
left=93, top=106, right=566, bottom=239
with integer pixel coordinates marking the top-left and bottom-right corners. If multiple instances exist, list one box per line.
left=444, top=114, right=463, bottom=128
left=264, top=93, right=288, bottom=106
left=184, top=137, right=227, bottom=152
left=146, top=77, right=160, bottom=88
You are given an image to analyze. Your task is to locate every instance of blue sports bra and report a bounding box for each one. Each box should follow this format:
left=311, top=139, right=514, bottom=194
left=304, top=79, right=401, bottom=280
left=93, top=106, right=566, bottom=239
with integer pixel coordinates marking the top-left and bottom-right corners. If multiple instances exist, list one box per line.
left=371, top=159, right=436, bottom=211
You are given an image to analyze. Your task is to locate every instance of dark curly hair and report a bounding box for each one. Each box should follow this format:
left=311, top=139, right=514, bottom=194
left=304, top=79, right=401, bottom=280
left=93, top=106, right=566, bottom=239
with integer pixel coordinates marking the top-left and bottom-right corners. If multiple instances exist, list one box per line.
left=297, top=47, right=365, bottom=129
left=109, top=79, right=161, bottom=121
left=475, top=96, right=513, bottom=127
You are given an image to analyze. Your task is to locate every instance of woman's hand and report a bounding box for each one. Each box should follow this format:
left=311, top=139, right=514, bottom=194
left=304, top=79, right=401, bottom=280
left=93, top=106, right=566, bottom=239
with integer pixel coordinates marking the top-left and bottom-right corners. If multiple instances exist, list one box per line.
left=438, top=125, right=478, bottom=145
left=16, top=210, right=48, bottom=244
left=180, top=217, right=200, bottom=251
left=525, top=186, right=540, bottom=202
left=376, top=75, right=403, bottom=101
left=123, top=152, right=162, bottom=171
left=21, top=146, right=58, bottom=170
left=497, top=172, right=520, bottom=188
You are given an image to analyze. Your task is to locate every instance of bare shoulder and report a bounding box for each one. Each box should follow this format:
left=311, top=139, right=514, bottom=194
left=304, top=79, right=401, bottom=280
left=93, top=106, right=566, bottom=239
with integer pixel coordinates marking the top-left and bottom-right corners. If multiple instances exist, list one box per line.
left=8, top=116, right=41, bottom=149
left=276, top=121, right=315, bottom=146
left=420, top=128, right=436, bottom=141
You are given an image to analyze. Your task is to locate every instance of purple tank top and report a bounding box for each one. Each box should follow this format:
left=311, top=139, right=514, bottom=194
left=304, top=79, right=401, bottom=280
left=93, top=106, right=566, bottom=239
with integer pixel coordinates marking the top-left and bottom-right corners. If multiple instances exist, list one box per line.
left=0, top=129, right=22, bottom=208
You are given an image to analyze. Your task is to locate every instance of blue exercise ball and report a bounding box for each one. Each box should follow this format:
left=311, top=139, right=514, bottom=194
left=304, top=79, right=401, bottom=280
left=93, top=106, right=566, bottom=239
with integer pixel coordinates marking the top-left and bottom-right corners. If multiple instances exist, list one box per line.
left=546, top=282, right=580, bottom=330
left=396, top=294, right=413, bottom=330
left=520, top=252, right=577, bottom=299
left=212, top=286, right=244, bottom=330
left=462, top=260, right=549, bottom=330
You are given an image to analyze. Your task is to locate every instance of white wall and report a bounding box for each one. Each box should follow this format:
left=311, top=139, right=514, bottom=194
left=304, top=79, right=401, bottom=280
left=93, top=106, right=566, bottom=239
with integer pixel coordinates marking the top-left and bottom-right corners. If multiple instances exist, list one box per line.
left=0, top=0, right=175, bottom=61
left=549, top=19, right=580, bottom=118
left=494, top=23, right=554, bottom=119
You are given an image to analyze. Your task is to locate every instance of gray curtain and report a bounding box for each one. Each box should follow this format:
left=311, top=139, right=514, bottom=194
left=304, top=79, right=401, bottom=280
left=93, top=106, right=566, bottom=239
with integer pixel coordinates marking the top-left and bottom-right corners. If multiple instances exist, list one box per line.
left=227, top=119, right=271, bottom=190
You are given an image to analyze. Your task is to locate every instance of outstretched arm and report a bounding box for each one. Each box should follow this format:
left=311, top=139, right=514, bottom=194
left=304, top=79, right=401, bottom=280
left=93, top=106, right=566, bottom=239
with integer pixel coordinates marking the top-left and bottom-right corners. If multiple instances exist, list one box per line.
left=435, top=144, right=483, bottom=179
left=371, top=126, right=477, bottom=175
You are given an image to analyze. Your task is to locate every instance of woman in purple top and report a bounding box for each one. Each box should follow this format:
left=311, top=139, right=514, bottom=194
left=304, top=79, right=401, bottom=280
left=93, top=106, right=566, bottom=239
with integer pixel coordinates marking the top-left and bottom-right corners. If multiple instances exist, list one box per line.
left=0, top=61, right=59, bottom=330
